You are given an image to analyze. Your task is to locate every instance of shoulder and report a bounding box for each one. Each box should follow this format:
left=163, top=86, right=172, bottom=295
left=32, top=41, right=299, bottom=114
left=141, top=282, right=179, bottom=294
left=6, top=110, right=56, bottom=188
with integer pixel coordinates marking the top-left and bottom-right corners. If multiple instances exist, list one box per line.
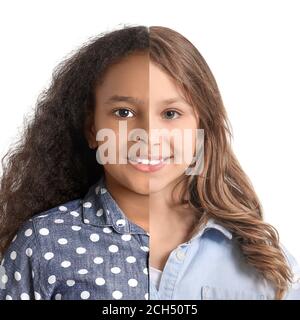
left=2, top=198, right=83, bottom=258
left=280, top=243, right=300, bottom=299
left=31, top=198, right=82, bottom=224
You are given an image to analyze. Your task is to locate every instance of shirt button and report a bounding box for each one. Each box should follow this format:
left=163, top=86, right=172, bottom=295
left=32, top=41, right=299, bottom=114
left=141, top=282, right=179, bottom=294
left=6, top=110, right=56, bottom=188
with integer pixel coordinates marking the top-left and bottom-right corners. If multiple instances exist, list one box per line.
left=175, top=248, right=186, bottom=261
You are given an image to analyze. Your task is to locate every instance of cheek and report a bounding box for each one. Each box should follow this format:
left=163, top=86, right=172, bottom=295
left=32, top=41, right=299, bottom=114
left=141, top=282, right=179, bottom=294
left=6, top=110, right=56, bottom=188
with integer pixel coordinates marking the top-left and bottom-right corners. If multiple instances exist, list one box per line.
left=169, top=129, right=198, bottom=166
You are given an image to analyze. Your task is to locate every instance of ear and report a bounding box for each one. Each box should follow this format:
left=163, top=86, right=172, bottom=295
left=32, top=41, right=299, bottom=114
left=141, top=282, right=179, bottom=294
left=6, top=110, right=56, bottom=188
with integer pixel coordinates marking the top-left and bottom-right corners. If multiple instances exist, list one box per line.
left=84, top=112, right=98, bottom=149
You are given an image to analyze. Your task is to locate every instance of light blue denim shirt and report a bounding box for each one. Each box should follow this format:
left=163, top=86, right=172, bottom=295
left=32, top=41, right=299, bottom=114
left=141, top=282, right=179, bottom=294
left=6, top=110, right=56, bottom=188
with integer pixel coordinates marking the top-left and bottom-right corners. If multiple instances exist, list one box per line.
left=149, top=218, right=300, bottom=300
left=0, top=175, right=149, bottom=300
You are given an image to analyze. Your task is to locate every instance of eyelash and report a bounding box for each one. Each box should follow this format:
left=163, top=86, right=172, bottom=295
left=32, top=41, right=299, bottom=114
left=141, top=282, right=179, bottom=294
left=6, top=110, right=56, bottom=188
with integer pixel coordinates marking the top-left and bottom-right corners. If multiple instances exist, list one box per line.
left=112, top=108, right=135, bottom=118
left=112, top=107, right=183, bottom=120
left=162, top=109, right=182, bottom=120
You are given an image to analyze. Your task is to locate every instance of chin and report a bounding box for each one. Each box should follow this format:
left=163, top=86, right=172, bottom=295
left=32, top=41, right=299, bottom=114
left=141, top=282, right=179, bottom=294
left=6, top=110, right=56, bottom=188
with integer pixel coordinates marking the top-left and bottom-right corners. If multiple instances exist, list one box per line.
left=149, top=178, right=170, bottom=194
left=126, top=176, right=150, bottom=195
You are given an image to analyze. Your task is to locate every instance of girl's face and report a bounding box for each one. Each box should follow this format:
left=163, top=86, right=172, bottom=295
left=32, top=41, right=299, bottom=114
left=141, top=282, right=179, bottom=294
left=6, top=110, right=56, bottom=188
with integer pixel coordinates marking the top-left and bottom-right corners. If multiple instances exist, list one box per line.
left=87, top=51, right=199, bottom=195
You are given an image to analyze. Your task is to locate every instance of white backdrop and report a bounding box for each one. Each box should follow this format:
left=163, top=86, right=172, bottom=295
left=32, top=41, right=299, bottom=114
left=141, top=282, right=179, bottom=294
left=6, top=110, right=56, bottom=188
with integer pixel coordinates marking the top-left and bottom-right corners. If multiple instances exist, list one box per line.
left=0, top=0, right=299, bottom=263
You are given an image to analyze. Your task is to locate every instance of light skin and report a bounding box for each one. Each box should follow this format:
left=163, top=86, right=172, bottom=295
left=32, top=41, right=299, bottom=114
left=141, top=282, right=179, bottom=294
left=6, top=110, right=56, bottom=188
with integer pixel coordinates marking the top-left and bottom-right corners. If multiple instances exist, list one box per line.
left=86, top=51, right=200, bottom=270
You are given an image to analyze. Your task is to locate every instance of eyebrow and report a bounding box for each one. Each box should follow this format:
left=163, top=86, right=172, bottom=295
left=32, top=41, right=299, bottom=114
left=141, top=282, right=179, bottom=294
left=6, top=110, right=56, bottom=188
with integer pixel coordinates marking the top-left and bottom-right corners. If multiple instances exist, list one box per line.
left=103, top=95, right=191, bottom=108
left=104, top=95, right=145, bottom=107
left=159, top=97, right=188, bottom=105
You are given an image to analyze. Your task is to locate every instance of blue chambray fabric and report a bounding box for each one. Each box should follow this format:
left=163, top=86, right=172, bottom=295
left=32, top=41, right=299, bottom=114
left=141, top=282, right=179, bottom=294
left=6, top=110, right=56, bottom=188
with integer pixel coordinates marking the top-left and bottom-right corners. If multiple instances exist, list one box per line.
left=0, top=175, right=149, bottom=300
left=149, top=219, right=300, bottom=300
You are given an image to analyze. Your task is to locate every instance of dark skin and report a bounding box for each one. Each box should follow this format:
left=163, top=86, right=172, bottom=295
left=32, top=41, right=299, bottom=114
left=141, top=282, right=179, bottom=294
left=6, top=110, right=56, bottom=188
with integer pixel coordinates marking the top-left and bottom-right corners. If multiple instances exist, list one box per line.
left=86, top=52, right=200, bottom=270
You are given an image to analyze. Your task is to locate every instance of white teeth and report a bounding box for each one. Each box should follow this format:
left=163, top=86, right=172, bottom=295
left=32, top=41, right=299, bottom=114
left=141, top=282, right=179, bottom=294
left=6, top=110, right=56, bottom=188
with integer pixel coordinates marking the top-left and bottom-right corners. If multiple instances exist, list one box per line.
left=129, top=158, right=166, bottom=165
left=139, top=158, right=162, bottom=165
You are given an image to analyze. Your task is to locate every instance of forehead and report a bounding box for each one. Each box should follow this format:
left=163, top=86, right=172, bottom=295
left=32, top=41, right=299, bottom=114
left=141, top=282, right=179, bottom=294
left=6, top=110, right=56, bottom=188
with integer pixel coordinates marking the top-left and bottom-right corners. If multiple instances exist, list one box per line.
left=95, top=52, right=187, bottom=107
left=95, top=52, right=149, bottom=102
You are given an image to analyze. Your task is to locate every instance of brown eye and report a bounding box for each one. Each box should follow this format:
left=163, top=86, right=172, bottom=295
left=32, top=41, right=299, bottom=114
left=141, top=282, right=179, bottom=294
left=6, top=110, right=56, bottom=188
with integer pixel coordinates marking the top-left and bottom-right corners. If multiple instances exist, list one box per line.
left=113, top=108, right=134, bottom=118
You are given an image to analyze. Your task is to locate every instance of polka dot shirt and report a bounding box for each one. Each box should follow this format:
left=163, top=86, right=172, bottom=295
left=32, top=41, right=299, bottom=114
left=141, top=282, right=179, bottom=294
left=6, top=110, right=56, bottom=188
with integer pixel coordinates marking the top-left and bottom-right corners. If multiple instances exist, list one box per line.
left=0, top=175, right=150, bottom=300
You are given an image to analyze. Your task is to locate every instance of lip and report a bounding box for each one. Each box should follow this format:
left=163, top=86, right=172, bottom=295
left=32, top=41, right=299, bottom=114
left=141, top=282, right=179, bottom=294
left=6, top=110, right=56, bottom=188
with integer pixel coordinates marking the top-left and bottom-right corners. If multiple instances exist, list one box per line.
left=127, top=156, right=173, bottom=172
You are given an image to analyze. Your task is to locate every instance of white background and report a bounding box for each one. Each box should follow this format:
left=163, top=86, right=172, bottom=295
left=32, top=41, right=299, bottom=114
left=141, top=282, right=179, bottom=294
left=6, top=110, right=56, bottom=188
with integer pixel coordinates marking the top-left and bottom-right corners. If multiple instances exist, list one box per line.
left=0, top=0, right=299, bottom=262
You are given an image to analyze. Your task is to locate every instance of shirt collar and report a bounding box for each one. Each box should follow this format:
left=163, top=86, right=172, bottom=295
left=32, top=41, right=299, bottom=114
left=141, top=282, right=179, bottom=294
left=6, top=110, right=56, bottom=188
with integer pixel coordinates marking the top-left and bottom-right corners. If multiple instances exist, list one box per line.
left=82, top=175, right=149, bottom=236
left=187, top=217, right=233, bottom=243
left=81, top=176, right=232, bottom=240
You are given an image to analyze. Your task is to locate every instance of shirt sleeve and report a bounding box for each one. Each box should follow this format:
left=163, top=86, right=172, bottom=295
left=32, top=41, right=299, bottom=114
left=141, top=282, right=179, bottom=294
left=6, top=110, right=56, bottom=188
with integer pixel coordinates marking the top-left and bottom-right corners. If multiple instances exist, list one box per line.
left=280, top=243, right=300, bottom=300
left=0, top=219, right=45, bottom=300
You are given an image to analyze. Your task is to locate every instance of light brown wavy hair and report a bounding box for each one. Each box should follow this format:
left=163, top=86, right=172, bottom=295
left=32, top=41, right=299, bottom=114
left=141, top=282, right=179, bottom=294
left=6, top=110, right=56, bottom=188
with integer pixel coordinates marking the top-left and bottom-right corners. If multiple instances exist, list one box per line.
left=150, top=26, right=292, bottom=299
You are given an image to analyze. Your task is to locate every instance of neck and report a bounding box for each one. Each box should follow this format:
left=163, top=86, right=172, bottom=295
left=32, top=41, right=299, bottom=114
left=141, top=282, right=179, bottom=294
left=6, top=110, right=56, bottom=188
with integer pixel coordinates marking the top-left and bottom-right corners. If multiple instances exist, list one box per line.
left=104, top=172, right=149, bottom=232
left=103, top=172, right=197, bottom=234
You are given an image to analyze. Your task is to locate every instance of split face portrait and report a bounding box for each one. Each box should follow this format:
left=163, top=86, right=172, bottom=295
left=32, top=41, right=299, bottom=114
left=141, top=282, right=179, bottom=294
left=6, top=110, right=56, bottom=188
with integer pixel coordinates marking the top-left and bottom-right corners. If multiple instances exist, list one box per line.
left=0, top=26, right=299, bottom=300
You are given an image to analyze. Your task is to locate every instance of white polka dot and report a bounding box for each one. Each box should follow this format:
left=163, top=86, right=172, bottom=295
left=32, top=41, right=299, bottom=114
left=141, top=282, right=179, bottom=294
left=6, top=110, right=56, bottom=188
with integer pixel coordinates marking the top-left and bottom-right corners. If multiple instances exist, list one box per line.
left=55, top=293, right=62, bottom=300
left=25, top=229, right=33, bottom=237
left=140, top=246, right=149, bottom=252
left=25, top=248, right=33, bottom=257
left=32, top=270, right=34, bottom=278
left=59, top=206, right=68, bottom=212
left=84, top=218, right=90, bottom=224
left=34, top=291, right=41, bottom=300
left=103, top=227, right=112, bottom=233
left=5, top=295, right=12, bottom=300
left=83, top=202, right=92, bottom=208
left=54, top=219, right=64, bottom=224
left=111, top=267, right=121, bottom=274
left=66, top=280, right=75, bottom=287
left=116, top=219, right=126, bottom=227
left=20, top=293, right=30, bottom=300
left=48, top=275, right=56, bottom=284
left=143, top=267, right=148, bottom=275
left=76, top=247, right=86, bottom=254
left=90, top=234, right=99, bottom=242
left=39, top=228, right=49, bottom=236
left=128, top=278, right=138, bottom=287
left=37, top=214, right=48, bottom=218
left=78, top=269, right=88, bottom=275
left=100, top=188, right=107, bottom=194
left=95, top=186, right=100, bottom=194
left=80, top=291, right=90, bottom=299
left=61, top=261, right=71, bottom=268
left=10, top=251, right=17, bottom=260
left=108, top=245, right=118, bottom=253
left=44, top=252, right=54, bottom=260
left=58, top=238, right=68, bottom=245
left=112, top=290, right=122, bottom=299
left=96, top=209, right=103, bottom=217
left=71, top=226, right=81, bottom=231
left=12, top=234, right=17, bottom=242
left=78, top=269, right=88, bottom=274
left=121, top=234, right=131, bottom=241
left=95, top=277, right=105, bottom=286
left=93, top=257, right=104, bottom=264
left=126, top=256, right=136, bottom=263
left=145, top=293, right=149, bottom=300
left=2, top=274, right=8, bottom=284
left=14, top=272, right=21, bottom=281
left=70, top=211, right=79, bottom=217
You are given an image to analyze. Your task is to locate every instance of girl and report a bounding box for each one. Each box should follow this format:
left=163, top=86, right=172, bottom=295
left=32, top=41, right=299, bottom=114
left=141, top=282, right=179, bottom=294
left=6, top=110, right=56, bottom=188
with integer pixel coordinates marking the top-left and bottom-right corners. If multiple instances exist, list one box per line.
left=0, top=25, right=299, bottom=300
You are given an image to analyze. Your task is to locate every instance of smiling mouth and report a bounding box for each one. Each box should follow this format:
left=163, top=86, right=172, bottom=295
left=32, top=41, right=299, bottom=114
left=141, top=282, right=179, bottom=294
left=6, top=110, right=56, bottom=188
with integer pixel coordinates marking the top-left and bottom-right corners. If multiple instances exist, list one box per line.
left=127, top=156, right=173, bottom=165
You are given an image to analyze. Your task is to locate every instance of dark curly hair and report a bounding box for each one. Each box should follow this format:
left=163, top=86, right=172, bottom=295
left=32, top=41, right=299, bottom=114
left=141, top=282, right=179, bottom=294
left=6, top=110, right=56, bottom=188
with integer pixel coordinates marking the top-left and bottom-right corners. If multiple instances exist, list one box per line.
left=0, top=25, right=149, bottom=255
